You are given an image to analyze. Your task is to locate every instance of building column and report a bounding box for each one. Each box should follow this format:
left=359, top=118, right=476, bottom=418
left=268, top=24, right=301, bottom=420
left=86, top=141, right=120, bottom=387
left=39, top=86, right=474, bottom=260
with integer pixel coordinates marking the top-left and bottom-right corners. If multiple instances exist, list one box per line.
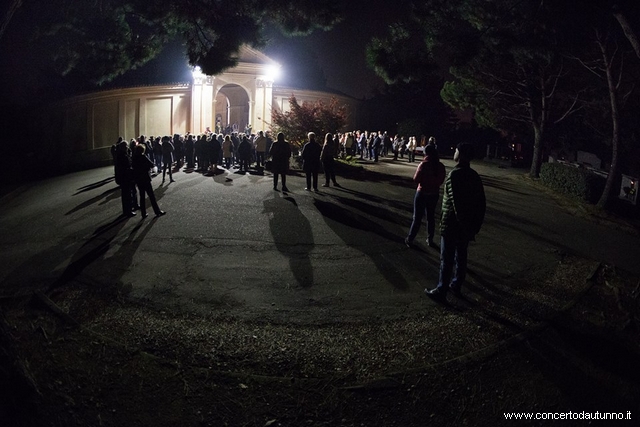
left=191, top=68, right=215, bottom=134
left=255, top=78, right=274, bottom=132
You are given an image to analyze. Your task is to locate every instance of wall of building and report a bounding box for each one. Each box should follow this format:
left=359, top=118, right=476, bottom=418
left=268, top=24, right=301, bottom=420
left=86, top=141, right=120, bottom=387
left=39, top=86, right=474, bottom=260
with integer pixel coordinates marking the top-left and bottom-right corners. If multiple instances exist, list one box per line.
left=51, top=84, right=191, bottom=170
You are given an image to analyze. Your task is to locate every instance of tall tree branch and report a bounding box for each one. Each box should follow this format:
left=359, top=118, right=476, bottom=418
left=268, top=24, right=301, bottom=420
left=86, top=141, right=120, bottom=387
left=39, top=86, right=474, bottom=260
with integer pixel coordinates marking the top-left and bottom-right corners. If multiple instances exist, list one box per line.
left=614, top=8, right=640, bottom=59
left=0, top=0, right=22, bottom=41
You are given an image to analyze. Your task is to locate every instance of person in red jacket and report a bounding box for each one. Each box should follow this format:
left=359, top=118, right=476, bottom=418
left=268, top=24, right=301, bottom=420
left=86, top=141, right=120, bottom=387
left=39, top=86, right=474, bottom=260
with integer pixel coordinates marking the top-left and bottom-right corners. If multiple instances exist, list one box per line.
left=405, top=144, right=446, bottom=248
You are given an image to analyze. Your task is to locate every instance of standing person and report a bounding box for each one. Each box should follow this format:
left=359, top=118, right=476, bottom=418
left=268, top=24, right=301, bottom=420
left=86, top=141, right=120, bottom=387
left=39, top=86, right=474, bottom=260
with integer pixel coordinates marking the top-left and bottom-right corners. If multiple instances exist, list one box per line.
left=382, top=131, right=392, bottom=157
left=237, top=135, right=252, bottom=172
left=333, top=133, right=341, bottom=158
left=407, top=136, right=417, bottom=163
left=254, top=130, right=267, bottom=168
left=222, top=135, right=234, bottom=169
left=185, top=134, right=195, bottom=169
left=373, top=132, right=383, bottom=162
left=194, top=135, right=205, bottom=171
left=392, top=135, right=403, bottom=160
left=344, top=132, right=355, bottom=156
left=405, top=145, right=446, bottom=248
left=269, top=132, right=291, bottom=192
left=425, top=143, right=486, bottom=302
left=161, top=136, right=175, bottom=183
left=152, top=136, right=163, bottom=171
left=132, top=144, right=166, bottom=218
left=301, top=132, right=322, bottom=191
left=265, top=131, right=274, bottom=156
left=321, top=133, right=340, bottom=188
left=358, top=131, right=367, bottom=159
left=173, top=134, right=184, bottom=168
left=217, top=134, right=225, bottom=165
left=111, top=137, right=122, bottom=167
left=115, top=141, right=136, bottom=217
left=212, top=134, right=222, bottom=171
left=231, top=133, right=240, bottom=166
left=367, top=132, right=375, bottom=160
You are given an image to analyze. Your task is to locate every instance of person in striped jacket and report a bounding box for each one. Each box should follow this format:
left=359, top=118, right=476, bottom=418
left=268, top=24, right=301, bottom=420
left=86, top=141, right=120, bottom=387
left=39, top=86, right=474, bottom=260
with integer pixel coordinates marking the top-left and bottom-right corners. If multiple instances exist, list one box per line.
left=425, top=143, right=486, bottom=302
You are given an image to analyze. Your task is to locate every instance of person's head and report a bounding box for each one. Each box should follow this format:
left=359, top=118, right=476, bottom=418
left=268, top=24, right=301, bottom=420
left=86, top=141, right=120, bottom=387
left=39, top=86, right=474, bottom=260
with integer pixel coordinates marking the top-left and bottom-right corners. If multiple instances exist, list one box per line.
left=324, top=133, right=333, bottom=145
left=135, top=144, right=146, bottom=155
left=277, top=132, right=285, bottom=143
left=424, top=144, right=438, bottom=158
left=308, top=132, right=316, bottom=142
left=454, top=143, right=474, bottom=164
left=428, top=136, right=436, bottom=146
left=258, top=130, right=264, bottom=137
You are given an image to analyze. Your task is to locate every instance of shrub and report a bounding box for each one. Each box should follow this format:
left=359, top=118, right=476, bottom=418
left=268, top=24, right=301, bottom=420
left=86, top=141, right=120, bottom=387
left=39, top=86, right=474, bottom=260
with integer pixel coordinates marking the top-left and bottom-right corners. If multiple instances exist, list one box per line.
left=539, top=162, right=606, bottom=204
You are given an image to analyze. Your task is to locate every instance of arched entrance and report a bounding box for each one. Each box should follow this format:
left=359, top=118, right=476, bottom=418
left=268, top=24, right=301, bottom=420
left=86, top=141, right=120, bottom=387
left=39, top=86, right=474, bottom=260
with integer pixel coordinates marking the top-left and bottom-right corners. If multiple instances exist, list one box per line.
left=215, top=84, right=250, bottom=133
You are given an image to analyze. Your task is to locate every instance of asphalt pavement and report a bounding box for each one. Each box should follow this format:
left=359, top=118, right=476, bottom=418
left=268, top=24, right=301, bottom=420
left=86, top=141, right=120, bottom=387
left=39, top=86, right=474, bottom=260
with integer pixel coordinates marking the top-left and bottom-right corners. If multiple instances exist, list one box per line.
left=1, top=156, right=638, bottom=324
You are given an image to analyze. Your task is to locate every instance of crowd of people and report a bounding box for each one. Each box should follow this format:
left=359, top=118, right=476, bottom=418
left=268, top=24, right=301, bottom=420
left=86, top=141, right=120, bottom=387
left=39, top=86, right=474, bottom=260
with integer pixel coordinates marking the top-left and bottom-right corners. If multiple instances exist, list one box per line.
left=110, top=128, right=443, bottom=219
left=111, top=128, right=432, bottom=198
left=111, top=128, right=486, bottom=302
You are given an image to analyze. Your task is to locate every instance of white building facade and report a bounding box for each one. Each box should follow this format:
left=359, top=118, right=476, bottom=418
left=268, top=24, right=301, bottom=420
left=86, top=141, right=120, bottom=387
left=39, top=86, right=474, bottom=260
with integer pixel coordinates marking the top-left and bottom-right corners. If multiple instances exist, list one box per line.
left=50, top=46, right=360, bottom=170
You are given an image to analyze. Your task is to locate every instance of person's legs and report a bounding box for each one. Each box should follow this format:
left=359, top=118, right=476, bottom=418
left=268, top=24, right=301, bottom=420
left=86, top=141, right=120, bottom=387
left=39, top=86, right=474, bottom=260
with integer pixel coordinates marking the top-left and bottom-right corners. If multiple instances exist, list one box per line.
left=137, top=184, right=147, bottom=217
left=425, top=194, right=439, bottom=245
left=437, top=235, right=455, bottom=293
left=167, top=161, right=173, bottom=181
left=312, top=171, right=318, bottom=190
left=121, top=182, right=134, bottom=216
left=147, top=186, right=162, bottom=215
left=281, top=174, right=288, bottom=191
left=451, top=238, right=470, bottom=291
left=305, top=171, right=311, bottom=189
left=323, top=161, right=330, bottom=186
left=406, top=191, right=427, bottom=243
left=273, top=174, right=279, bottom=190
left=130, top=185, right=138, bottom=209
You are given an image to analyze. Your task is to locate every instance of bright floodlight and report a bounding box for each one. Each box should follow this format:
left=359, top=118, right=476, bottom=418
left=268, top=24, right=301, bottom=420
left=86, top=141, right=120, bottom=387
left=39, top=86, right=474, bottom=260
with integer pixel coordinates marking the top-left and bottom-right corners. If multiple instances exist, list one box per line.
left=265, top=64, right=281, bottom=82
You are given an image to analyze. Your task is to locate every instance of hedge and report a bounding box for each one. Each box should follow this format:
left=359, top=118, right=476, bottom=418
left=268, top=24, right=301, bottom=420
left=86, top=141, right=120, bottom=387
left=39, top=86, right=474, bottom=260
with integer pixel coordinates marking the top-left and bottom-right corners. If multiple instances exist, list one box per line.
left=539, top=162, right=606, bottom=204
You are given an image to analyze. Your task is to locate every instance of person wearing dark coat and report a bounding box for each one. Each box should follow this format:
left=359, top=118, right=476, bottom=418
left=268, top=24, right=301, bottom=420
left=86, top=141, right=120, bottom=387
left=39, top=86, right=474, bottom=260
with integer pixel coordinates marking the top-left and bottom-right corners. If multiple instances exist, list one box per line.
left=152, top=137, right=163, bottom=170
left=161, top=136, right=175, bottom=183
left=320, top=133, right=340, bottom=188
left=426, top=143, right=486, bottom=302
left=268, top=132, right=291, bottom=192
left=238, top=135, right=252, bottom=172
left=115, top=141, right=136, bottom=217
left=185, top=134, right=195, bottom=169
left=173, top=134, right=184, bottom=168
left=210, top=134, right=222, bottom=171
left=372, top=132, right=382, bottom=162
left=301, top=132, right=322, bottom=191
left=132, top=144, right=166, bottom=218
left=231, top=133, right=240, bottom=166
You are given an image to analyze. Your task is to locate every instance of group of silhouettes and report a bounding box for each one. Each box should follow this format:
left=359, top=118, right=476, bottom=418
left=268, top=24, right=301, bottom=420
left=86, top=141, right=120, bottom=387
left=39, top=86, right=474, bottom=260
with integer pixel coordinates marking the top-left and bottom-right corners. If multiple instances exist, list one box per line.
left=112, top=130, right=487, bottom=305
